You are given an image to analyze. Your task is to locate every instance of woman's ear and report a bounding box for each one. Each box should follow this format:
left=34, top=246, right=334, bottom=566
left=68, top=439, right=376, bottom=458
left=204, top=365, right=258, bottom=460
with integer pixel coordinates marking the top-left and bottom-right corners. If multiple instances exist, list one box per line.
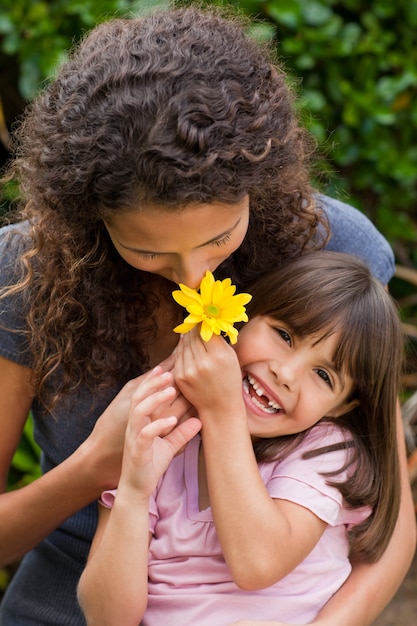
left=328, top=398, right=360, bottom=419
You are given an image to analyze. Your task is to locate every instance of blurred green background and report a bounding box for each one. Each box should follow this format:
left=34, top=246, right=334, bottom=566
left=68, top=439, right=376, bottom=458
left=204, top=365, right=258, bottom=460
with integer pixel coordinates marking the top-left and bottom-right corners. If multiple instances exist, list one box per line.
left=1, top=0, right=416, bottom=596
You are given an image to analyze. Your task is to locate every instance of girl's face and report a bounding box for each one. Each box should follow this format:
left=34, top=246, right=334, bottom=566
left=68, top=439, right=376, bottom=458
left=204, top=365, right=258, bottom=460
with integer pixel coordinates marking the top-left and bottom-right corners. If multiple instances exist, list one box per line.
left=104, top=197, right=249, bottom=288
left=233, top=316, right=356, bottom=440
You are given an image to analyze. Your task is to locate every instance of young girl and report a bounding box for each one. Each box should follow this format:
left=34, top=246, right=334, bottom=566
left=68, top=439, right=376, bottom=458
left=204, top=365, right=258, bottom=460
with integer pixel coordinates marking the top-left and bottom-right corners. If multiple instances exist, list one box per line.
left=0, top=6, right=413, bottom=625
left=78, top=251, right=403, bottom=626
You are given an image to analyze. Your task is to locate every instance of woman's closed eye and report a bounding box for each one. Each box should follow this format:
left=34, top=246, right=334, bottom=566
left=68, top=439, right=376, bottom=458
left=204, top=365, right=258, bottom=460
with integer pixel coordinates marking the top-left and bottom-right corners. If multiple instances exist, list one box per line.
left=138, top=252, right=161, bottom=261
left=211, top=233, right=232, bottom=248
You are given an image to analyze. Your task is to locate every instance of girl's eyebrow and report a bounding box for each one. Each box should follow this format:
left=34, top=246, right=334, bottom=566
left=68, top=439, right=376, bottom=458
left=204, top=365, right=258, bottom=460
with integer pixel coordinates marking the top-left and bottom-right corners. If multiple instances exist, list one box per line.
left=117, top=218, right=242, bottom=255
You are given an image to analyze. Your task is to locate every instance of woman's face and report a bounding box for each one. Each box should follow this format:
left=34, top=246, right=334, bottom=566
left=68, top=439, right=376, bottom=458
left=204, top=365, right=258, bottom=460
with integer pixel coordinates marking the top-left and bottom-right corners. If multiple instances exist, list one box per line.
left=104, top=197, right=249, bottom=288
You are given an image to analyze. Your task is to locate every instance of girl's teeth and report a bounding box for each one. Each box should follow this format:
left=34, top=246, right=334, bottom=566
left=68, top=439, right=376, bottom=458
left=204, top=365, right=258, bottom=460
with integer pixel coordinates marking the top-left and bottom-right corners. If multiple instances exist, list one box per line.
left=248, top=375, right=265, bottom=396
left=252, top=396, right=278, bottom=414
left=246, top=375, right=282, bottom=413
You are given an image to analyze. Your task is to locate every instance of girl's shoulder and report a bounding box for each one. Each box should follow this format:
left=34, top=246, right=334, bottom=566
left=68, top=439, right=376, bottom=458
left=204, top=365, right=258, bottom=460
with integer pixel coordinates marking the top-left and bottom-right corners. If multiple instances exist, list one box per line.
left=261, top=422, right=354, bottom=479
left=302, top=420, right=352, bottom=449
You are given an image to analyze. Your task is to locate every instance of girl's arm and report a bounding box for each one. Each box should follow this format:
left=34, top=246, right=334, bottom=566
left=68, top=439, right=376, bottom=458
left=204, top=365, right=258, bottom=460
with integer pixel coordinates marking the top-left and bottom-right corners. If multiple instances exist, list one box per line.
left=228, top=404, right=416, bottom=626
left=78, top=368, right=201, bottom=626
left=175, top=332, right=328, bottom=590
left=0, top=356, right=191, bottom=567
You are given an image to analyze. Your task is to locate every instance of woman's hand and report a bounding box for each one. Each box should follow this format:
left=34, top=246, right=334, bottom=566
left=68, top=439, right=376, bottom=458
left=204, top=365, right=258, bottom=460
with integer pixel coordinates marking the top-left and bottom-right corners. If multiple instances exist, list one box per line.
left=80, top=360, right=193, bottom=492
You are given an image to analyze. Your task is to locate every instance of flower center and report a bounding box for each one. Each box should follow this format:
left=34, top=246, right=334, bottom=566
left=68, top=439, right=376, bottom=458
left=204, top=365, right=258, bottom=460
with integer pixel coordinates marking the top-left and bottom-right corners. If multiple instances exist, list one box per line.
left=205, top=304, right=220, bottom=317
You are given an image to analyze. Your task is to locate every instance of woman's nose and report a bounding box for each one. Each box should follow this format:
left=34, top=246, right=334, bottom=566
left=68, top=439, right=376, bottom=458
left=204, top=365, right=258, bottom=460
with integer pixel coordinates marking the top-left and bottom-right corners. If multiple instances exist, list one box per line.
left=173, top=259, right=207, bottom=289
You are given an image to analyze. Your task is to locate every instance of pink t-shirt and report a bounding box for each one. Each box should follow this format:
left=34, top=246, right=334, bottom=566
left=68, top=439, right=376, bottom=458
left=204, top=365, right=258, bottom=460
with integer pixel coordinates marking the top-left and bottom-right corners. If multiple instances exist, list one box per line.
left=102, top=422, right=370, bottom=626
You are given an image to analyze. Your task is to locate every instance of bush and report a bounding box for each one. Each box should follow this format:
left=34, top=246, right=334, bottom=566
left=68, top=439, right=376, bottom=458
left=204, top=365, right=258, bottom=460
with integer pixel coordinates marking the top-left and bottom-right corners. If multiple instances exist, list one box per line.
left=0, top=0, right=169, bottom=98
left=2, top=0, right=416, bottom=245
left=221, top=0, right=417, bottom=246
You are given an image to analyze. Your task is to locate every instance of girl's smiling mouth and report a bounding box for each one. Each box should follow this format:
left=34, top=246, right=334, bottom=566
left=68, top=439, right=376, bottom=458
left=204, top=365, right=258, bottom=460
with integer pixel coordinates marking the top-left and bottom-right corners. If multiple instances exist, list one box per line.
left=242, top=374, right=283, bottom=415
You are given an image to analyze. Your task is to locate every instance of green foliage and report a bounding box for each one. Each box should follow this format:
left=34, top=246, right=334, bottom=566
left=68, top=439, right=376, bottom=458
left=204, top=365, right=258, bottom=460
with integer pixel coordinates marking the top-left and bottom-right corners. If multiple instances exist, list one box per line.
left=223, top=0, right=417, bottom=245
left=1, top=0, right=416, bottom=244
left=7, top=413, right=41, bottom=490
left=0, top=0, right=168, bottom=98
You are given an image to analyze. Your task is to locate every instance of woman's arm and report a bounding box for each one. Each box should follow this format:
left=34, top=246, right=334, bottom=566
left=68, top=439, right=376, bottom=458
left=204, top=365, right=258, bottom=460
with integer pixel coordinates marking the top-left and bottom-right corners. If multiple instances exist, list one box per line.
left=78, top=368, right=201, bottom=626
left=0, top=356, right=192, bottom=566
left=175, top=332, right=328, bottom=590
left=0, top=356, right=106, bottom=566
left=308, top=403, right=416, bottom=626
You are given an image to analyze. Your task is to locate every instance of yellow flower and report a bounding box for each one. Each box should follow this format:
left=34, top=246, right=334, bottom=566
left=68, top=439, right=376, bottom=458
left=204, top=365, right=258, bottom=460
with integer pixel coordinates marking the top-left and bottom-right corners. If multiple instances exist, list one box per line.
left=172, top=271, right=252, bottom=344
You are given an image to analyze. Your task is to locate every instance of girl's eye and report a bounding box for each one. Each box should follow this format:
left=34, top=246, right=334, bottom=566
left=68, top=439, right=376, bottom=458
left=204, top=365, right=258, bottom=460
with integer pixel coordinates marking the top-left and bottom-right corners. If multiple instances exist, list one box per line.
left=212, top=233, right=232, bottom=247
left=276, top=328, right=292, bottom=346
left=314, top=368, right=333, bottom=389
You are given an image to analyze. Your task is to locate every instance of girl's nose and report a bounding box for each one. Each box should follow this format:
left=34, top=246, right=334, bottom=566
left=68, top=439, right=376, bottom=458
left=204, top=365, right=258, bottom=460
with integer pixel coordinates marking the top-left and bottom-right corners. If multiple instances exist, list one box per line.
left=272, top=356, right=301, bottom=390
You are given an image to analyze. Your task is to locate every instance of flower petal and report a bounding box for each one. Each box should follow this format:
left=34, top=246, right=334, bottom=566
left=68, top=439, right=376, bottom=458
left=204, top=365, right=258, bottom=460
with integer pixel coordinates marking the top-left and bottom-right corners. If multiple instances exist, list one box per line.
left=224, top=293, right=252, bottom=307
left=187, top=304, right=205, bottom=316
left=183, top=314, right=205, bottom=324
left=219, top=307, right=249, bottom=321
left=200, top=320, right=214, bottom=342
left=172, top=287, right=203, bottom=309
left=214, top=319, right=235, bottom=333
left=225, top=326, right=239, bottom=344
left=173, top=321, right=198, bottom=334
left=220, top=279, right=235, bottom=298
left=211, top=279, right=225, bottom=304
left=199, top=271, right=215, bottom=303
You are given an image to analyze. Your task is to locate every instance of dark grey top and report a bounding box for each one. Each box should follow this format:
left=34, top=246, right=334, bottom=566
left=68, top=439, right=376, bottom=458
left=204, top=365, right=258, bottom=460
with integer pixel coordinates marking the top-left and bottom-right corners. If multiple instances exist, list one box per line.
left=0, top=194, right=395, bottom=625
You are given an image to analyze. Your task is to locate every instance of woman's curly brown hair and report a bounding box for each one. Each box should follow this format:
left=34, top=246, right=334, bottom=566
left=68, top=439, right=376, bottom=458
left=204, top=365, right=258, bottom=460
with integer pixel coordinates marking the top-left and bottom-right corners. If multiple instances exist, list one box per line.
left=1, top=5, right=327, bottom=408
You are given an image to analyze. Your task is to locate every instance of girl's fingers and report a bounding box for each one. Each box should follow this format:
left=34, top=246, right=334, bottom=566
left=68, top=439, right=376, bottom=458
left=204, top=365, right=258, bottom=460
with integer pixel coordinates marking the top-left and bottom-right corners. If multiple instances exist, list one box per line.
left=136, top=415, right=201, bottom=457
left=128, top=387, right=176, bottom=435
left=163, top=417, right=202, bottom=454
left=139, top=415, right=178, bottom=440
left=130, top=369, right=174, bottom=406
left=150, top=391, right=192, bottom=422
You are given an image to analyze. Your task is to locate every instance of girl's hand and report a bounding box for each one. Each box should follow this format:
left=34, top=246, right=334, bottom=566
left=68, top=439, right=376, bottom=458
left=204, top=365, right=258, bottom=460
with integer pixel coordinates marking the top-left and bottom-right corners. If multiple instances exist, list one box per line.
left=174, top=329, right=244, bottom=420
left=119, top=368, right=201, bottom=497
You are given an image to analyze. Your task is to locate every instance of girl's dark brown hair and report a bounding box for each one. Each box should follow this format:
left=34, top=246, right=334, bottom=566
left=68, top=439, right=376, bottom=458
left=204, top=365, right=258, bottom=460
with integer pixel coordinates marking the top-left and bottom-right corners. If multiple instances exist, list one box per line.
left=1, top=6, right=326, bottom=407
left=247, top=250, right=403, bottom=563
